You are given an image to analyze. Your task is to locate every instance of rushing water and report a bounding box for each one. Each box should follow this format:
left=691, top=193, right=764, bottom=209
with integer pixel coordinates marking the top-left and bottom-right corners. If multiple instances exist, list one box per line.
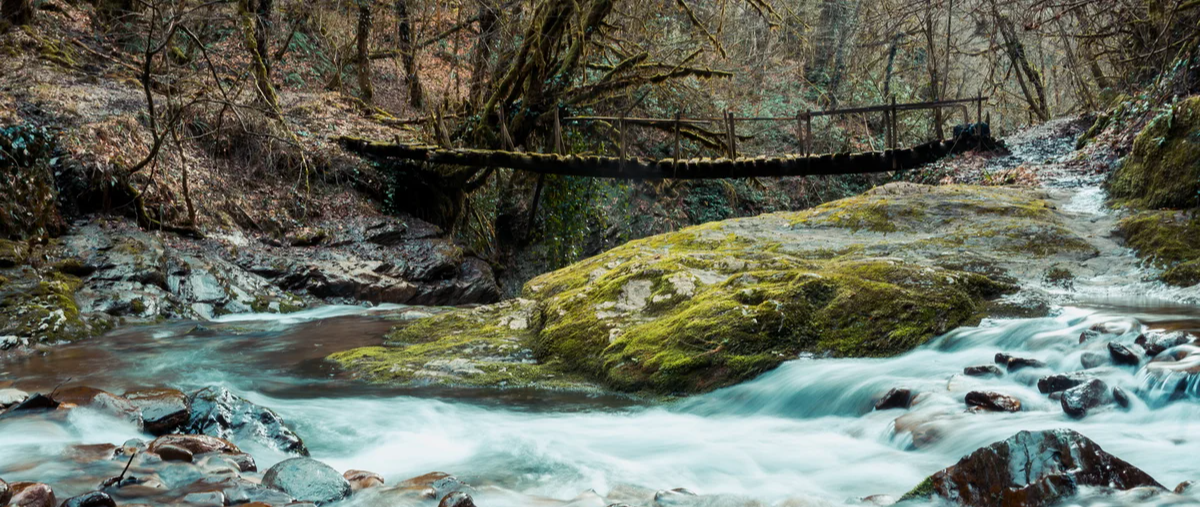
left=3, top=299, right=1200, bottom=506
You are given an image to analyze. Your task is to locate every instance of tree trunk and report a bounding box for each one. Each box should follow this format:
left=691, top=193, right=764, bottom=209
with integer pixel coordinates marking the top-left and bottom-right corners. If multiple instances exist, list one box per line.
left=1072, top=5, right=1112, bottom=91
left=239, top=0, right=280, bottom=108
left=356, top=3, right=374, bottom=104
left=923, top=4, right=944, bottom=139
left=993, top=5, right=1049, bottom=121
left=468, top=1, right=499, bottom=111
left=396, top=0, right=424, bottom=109
left=1, top=0, right=33, bottom=25
left=254, top=0, right=273, bottom=79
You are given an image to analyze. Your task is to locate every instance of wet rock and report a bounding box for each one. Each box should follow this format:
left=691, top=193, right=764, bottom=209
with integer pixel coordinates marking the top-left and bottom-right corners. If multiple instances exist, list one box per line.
left=183, top=386, right=307, bottom=455
left=262, top=457, right=351, bottom=505
left=222, top=482, right=294, bottom=505
left=1061, top=379, right=1112, bottom=418
left=148, top=434, right=240, bottom=456
left=394, top=472, right=464, bottom=499
left=344, top=470, right=385, bottom=491
left=1109, top=342, right=1141, bottom=366
left=0, top=388, right=29, bottom=408
left=994, top=353, right=1045, bottom=371
left=1176, top=481, right=1195, bottom=494
left=59, top=491, right=116, bottom=507
left=1080, top=351, right=1109, bottom=369
left=963, top=365, right=1002, bottom=377
left=1036, top=372, right=1090, bottom=393
left=654, top=488, right=698, bottom=505
left=52, top=386, right=140, bottom=423
left=0, top=478, right=9, bottom=505
left=224, top=453, right=257, bottom=473
left=125, top=388, right=190, bottom=435
left=1113, top=386, right=1132, bottom=409
left=438, top=491, right=476, bottom=507
left=1144, top=331, right=1192, bottom=358
left=154, top=443, right=194, bottom=462
left=10, top=392, right=59, bottom=411
left=180, top=490, right=225, bottom=506
left=965, top=391, right=1021, bottom=412
left=874, top=388, right=914, bottom=410
left=9, top=482, right=54, bottom=507
left=901, top=429, right=1163, bottom=506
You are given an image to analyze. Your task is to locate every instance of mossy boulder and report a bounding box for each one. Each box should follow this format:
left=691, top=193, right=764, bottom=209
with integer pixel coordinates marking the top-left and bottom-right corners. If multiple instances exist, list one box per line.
left=0, top=269, right=111, bottom=344
left=1108, top=96, right=1200, bottom=209
left=331, top=183, right=1102, bottom=395
left=1117, top=210, right=1200, bottom=287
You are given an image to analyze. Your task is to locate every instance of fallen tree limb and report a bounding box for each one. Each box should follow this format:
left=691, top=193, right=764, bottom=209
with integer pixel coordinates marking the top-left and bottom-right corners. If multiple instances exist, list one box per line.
left=335, top=135, right=994, bottom=180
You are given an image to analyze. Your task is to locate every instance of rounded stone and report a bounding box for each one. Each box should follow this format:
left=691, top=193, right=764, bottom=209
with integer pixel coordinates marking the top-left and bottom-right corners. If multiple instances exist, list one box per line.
left=262, top=457, right=352, bottom=505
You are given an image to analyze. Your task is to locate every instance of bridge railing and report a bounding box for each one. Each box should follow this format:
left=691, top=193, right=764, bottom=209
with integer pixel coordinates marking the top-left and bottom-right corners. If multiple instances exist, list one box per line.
left=557, top=96, right=988, bottom=161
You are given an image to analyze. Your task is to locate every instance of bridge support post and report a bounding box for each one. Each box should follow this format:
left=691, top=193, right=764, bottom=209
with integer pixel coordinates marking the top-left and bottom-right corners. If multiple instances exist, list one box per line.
left=725, top=110, right=737, bottom=159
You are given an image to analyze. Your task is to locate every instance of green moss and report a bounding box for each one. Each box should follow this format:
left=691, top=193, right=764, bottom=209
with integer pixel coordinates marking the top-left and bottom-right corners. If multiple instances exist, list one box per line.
left=1108, top=97, right=1200, bottom=209
left=0, top=239, right=29, bottom=267
left=329, top=300, right=591, bottom=389
left=0, top=271, right=95, bottom=343
left=1042, top=266, right=1076, bottom=290
left=899, top=476, right=936, bottom=501
left=1118, top=210, right=1200, bottom=286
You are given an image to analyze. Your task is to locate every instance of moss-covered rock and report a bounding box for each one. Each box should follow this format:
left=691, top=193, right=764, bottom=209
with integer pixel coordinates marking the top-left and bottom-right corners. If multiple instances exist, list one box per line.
left=1117, top=210, right=1200, bottom=287
left=1108, top=97, right=1200, bottom=209
left=0, top=239, right=29, bottom=268
left=0, top=268, right=111, bottom=344
left=332, top=183, right=1103, bottom=395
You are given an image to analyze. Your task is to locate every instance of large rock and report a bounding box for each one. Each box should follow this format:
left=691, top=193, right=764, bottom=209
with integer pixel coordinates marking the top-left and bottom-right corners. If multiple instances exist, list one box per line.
left=335, top=184, right=1097, bottom=394
left=8, top=482, right=54, bottom=507
left=1061, top=379, right=1112, bottom=418
left=965, top=391, right=1021, bottom=412
left=125, top=388, right=190, bottom=435
left=182, top=386, right=307, bottom=455
left=874, top=388, right=914, bottom=410
left=148, top=434, right=240, bottom=456
left=262, top=457, right=352, bottom=505
left=1036, top=372, right=1090, bottom=394
left=0, top=478, right=9, bottom=505
left=52, top=386, right=139, bottom=423
left=901, top=429, right=1163, bottom=506
left=59, top=491, right=116, bottom=507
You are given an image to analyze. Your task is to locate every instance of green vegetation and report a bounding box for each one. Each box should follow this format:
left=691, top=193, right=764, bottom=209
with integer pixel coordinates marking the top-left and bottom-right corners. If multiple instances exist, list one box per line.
left=1108, top=97, right=1200, bottom=209
left=1118, top=210, right=1200, bottom=286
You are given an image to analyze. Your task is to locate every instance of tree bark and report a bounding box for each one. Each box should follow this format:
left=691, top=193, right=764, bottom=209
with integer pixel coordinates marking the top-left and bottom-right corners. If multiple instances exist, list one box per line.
left=356, top=3, right=374, bottom=104
left=1, top=0, right=33, bottom=25
left=468, top=1, right=499, bottom=111
left=396, top=0, right=424, bottom=109
left=993, top=4, right=1049, bottom=121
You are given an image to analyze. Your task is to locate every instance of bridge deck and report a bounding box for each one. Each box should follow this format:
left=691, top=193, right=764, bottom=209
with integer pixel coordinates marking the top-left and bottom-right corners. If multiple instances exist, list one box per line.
left=337, top=136, right=989, bottom=179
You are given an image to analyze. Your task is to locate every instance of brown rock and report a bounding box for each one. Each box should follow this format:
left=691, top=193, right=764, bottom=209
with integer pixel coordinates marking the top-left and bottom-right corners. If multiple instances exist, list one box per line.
left=438, top=491, right=475, bottom=507
left=344, top=470, right=385, bottom=491
left=125, top=388, right=190, bottom=435
left=52, top=387, right=139, bottom=423
left=148, top=434, right=240, bottom=456
left=155, top=443, right=194, bottom=462
left=965, top=391, right=1021, bottom=412
left=901, top=429, right=1162, bottom=506
left=874, top=388, right=914, bottom=411
left=963, top=365, right=1003, bottom=377
left=9, top=482, right=54, bottom=507
left=1108, top=342, right=1141, bottom=366
left=994, top=353, right=1045, bottom=371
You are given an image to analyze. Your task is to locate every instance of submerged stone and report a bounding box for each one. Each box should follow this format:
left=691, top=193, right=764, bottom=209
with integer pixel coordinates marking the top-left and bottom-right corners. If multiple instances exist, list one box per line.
left=262, top=457, right=351, bottom=505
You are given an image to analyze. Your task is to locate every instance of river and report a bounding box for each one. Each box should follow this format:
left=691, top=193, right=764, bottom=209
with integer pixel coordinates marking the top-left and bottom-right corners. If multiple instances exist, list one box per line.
left=2, top=298, right=1199, bottom=506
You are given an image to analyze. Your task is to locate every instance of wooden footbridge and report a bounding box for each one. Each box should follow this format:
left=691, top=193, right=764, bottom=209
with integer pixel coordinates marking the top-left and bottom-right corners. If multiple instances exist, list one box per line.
left=339, top=97, right=993, bottom=180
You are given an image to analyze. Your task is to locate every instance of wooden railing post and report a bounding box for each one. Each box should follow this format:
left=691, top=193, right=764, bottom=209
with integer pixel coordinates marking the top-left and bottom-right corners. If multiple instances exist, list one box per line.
left=673, top=111, right=681, bottom=161
left=618, top=115, right=626, bottom=172
left=726, top=110, right=737, bottom=159
left=805, top=111, right=813, bottom=156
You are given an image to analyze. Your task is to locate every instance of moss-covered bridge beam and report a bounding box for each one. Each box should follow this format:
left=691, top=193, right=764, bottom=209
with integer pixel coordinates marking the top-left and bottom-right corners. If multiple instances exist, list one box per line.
left=336, top=136, right=992, bottom=179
